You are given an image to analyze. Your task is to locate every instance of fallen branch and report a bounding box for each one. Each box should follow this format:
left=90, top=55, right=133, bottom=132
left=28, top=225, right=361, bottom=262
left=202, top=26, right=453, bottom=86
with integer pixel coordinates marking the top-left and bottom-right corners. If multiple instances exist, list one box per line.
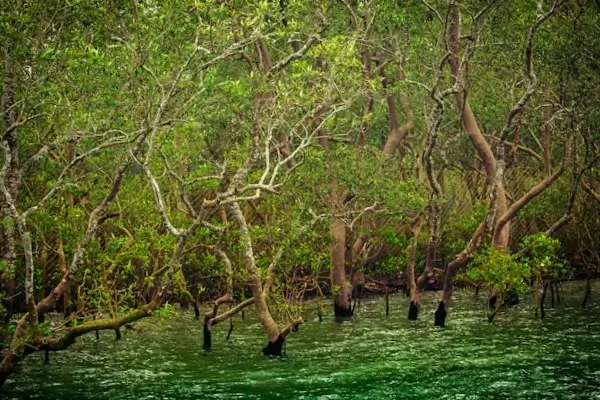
left=35, top=298, right=161, bottom=353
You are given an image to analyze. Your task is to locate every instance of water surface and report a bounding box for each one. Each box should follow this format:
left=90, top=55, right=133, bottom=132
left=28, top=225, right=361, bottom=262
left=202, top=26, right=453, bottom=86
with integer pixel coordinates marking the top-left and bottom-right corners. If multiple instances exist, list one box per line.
left=4, top=283, right=600, bottom=399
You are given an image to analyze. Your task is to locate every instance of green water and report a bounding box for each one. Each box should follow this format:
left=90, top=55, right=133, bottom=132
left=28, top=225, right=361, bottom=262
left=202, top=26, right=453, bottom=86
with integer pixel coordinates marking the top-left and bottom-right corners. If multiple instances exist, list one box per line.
left=3, top=285, right=600, bottom=399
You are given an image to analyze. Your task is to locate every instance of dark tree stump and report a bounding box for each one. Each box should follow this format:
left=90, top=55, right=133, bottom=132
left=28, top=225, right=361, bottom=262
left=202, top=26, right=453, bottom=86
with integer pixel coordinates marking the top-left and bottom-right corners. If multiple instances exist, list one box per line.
left=226, top=320, right=234, bottom=342
left=114, top=328, right=121, bottom=340
left=262, top=335, right=285, bottom=357
left=582, top=278, right=591, bottom=309
left=408, top=301, right=419, bottom=321
left=317, top=300, right=324, bottom=322
left=489, top=294, right=498, bottom=310
left=489, top=290, right=519, bottom=310
left=352, top=283, right=365, bottom=300
left=505, top=288, right=520, bottom=308
left=334, top=302, right=353, bottom=319
left=203, top=322, right=212, bottom=350
left=434, top=301, right=447, bottom=327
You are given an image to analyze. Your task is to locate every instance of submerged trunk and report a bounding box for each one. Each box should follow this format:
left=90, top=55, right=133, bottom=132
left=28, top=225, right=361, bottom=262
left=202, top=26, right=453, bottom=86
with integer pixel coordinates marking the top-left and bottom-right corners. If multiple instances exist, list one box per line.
left=436, top=221, right=487, bottom=327
left=228, top=202, right=302, bottom=355
left=331, top=215, right=352, bottom=318
left=582, top=278, right=591, bottom=309
left=407, top=214, right=425, bottom=320
left=203, top=246, right=235, bottom=350
left=315, top=103, right=352, bottom=319
left=435, top=6, right=501, bottom=327
left=407, top=223, right=421, bottom=320
left=438, top=3, right=560, bottom=326
left=228, top=202, right=279, bottom=341
left=203, top=298, right=254, bottom=350
left=349, top=232, right=368, bottom=303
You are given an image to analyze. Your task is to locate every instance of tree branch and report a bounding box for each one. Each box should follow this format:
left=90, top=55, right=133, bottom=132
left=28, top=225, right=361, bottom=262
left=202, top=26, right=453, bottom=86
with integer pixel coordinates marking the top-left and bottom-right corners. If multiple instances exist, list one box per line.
left=208, top=298, right=255, bottom=327
left=35, top=299, right=161, bottom=352
left=494, top=140, right=571, bottom=238
left=263, top=247, right=284, bottom=294
left=268, top=34, right=322, bottom=76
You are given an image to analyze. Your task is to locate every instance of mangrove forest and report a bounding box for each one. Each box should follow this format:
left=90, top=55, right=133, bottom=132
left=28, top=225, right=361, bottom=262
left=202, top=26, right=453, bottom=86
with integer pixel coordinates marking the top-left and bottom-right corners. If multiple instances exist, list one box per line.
left=1, top=0, right=599, bottom=398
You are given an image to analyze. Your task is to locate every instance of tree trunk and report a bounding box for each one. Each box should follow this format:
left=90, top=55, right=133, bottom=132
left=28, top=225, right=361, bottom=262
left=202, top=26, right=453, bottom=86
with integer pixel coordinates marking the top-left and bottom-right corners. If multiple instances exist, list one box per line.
left=228, top=202, right=303, bottom=354
left=582, top=278, right=591, bottom=309
left=407, top=217, right=422, bottom=320
left=202, top=245, right=250, bottom=350
left=203, top=298, right=254, bottom=350
left=436, top=6, right=502, bottom=326
left=1, top=55, right=21, bottom=332
left=438, top=2, right=560, bottom=325
left=494, top=141, right=571, bottom=247
left=436, top=221, right=488, bottom=327
left=36, top=132, right=150, bottom=318
left=376, top=58, right=413, bottom=158
left=228, top=202, right=279, bottom=341
left=315, top=103, right=353, bottom=318
left=331, top=213, right=352, bottom=317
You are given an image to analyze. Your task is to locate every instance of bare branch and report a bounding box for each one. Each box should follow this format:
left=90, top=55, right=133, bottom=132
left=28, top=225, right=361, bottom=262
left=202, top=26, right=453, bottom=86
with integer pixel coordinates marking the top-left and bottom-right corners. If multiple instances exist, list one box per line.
left=214, top=246, right=234, bottom=297
left=140, top=164, right=183, bottom=236
left=36, top=131, right=150, bottom=316
left=197, top=33, right=263, bottom=73
left=134, top=31, right=207, bottom=236
left=495, top=140, right=571, bottom=237
left=342, top=0, right=360, bottom=28
left=4, top=112, right=47, bottom=133
left=209, top=298, right=255, bottom=326
left=21, top=134, right=84, bottom=174
left=268, top=34, right=322, bottom=76
left=35, top=300, right=160, bottom=352
left=498, top=0, right=565, bottom=143
left=422, top=0, right=444, bottom=24
left=349, top=202, right=378, bottom=230
left=263, top=247, right=284, bottom=294
left=279, top=317, right=304, bottom=339
left=23, top=135, right=131, bottom=218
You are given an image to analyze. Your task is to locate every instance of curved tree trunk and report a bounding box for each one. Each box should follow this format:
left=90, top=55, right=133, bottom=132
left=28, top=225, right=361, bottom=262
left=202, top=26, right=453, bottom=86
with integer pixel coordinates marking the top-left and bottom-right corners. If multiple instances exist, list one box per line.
left=0, top=55, right=19, bottom=340
left=228, top=202, right=303, bottom=355
left=433, top=5, right=502, bottom=327
left=413, top=76, right=446, bottom=320
left=437, top=2, right=562, bottom=326
left=203, top=298, right=254, bottom=350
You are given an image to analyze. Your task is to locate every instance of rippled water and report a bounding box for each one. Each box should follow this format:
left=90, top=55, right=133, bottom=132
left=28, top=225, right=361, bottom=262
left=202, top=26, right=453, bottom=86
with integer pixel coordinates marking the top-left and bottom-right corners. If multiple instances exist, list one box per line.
left=4, top=283, right=600, bottom=399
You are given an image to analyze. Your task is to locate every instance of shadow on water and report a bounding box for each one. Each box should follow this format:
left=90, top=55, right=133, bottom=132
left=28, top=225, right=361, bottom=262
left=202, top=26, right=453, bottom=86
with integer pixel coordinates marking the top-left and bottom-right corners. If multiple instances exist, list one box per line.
left=4, top=282, right=600, bottom=399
